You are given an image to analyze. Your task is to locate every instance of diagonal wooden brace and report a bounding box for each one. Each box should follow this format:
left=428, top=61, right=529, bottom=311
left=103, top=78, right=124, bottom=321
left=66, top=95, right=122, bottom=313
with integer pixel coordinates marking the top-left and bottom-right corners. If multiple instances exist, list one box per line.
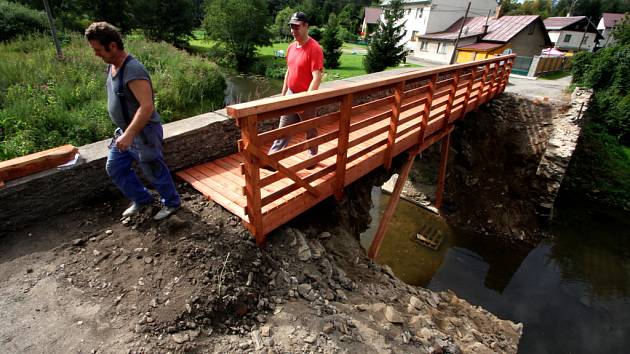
left=245, top=143, right=319, bottom=198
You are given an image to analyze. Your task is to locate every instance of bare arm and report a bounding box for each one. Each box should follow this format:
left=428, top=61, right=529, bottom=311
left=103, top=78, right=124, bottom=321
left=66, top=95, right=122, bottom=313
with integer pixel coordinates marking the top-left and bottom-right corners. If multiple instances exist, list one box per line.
left=308, top=69, right=322, bottom=92
left=281, top=68, right=290, bottom=96
left=115, top=79, right=154, bottom=150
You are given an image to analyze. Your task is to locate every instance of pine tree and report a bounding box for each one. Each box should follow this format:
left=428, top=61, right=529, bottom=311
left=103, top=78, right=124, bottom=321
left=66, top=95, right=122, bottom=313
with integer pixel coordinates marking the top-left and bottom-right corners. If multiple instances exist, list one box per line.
left=322, top=13, right=343, bottom=69
left=363, top=0, right=406, bottom=73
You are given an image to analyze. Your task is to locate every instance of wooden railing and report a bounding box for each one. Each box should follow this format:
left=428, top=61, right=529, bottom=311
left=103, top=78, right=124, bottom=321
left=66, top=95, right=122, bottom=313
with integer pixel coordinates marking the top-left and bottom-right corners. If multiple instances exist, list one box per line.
left=226, top=55, right=515, bottom=244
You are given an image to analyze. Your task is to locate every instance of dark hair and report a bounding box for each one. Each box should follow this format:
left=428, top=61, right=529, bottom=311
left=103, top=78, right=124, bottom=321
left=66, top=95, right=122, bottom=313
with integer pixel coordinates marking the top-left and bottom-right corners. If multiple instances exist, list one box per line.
left=85, top=22, right=124, bottom=50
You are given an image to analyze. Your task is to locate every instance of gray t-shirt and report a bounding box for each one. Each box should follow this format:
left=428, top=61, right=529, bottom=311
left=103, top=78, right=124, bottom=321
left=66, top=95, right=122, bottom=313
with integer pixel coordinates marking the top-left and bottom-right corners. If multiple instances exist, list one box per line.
left=106, top=55, right=160, bottom=130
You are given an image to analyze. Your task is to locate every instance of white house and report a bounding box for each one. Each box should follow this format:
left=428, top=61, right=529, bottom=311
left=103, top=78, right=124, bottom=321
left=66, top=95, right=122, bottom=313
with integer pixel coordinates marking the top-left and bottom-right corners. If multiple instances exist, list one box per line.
left=543, top=16, right=602, bottom=52
left=380, top=0, right=499, bottom=51
left=597, top=12, right=626, bottom=47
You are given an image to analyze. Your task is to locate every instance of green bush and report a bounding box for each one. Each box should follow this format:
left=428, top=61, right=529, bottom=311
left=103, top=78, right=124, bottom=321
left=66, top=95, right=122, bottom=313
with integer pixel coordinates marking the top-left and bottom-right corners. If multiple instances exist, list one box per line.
left=0, top=0, right=48, bottom=42
left=264, top=60, right=287, bottom=80
left=337, top=27, right=358, bottom=43
left=0, top=33, right=226, bottom=161
left=308, top=27, right=322, bottom=42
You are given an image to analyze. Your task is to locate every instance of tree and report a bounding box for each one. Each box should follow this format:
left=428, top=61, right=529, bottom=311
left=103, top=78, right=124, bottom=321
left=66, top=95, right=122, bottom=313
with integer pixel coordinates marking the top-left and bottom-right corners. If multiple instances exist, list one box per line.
left=133, top=0, right=196, bottom=46
left=363, top=0, right=406, bottom=73
left=271, top=6, right=295, bottom=41
left=322, top=13, right=343, bottom=69
left=337, top=4, right=357, bottom=34
left=204, top=0, right=271, bottom=71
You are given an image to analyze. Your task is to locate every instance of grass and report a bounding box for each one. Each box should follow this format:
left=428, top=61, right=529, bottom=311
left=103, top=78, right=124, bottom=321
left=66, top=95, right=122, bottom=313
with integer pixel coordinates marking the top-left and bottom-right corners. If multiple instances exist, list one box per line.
left=538, top=70, right=572, bottom=80
left=255, top=41, right=419, bottom=81
left=0, top=33, right=225, bottom=161
left=564, top=123, right=630, bottom=209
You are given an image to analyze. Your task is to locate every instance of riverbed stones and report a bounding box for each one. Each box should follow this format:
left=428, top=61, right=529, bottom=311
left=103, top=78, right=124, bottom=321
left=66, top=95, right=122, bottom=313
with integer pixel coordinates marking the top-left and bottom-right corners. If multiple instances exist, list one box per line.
left=385, top=306, right=404, bottom=324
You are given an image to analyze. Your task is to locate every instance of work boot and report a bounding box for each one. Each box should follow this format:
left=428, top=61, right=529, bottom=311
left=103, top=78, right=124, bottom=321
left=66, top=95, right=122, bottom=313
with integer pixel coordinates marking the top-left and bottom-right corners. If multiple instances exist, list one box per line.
left=153, top=206, right=179, bottom=221
left=122, top=202, right=148, bottom=217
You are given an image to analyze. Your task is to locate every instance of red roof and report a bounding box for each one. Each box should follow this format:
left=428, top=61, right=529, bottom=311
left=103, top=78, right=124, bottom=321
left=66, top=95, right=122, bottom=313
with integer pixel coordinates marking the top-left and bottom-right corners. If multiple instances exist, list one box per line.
left=420, top=15, right=542, bottom=43
left=602, top=13, right=626, bottom=28
left=363, top=7, right=383, bottom=24
left=458, top=42, right=504, bottom=51
left=543, top=16, right=585, bottom=30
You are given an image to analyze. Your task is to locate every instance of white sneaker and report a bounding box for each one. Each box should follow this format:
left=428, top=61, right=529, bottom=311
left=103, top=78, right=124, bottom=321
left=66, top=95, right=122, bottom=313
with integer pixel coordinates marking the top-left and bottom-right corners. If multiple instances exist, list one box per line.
left=122, top=202, right=148, bottom=217
left=153, top=206, right=179, bottom=221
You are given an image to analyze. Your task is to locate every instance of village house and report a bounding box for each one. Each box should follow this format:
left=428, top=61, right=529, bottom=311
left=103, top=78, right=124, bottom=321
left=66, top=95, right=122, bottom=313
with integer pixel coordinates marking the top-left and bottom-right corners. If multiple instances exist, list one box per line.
left=413, top=13, right=550, bottom=65
left=360, top=7, right=383, bottom=38
left=597, top=12, right=627, bottom=47
left=543, top=16, right=601, bottom=52
left=379, top=0, right=498, bottom=52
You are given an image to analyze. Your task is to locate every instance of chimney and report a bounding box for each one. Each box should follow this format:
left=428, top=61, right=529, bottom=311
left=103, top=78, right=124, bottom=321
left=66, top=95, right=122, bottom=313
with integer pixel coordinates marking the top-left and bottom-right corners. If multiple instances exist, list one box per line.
left=495, top=5, right=503, bottom=19
left=482, top=24, right=489, bottom=35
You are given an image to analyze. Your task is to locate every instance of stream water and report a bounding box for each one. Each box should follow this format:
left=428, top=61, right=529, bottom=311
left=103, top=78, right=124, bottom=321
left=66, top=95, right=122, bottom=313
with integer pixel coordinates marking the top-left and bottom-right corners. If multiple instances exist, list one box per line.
left=360, top=187, right=630, bottom=354
left=223, top=74, right=283, bottom=106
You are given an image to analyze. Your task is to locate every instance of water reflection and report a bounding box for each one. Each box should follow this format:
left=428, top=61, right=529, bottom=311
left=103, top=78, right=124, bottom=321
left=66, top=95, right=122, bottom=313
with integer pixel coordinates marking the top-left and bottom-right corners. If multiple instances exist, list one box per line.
left=224, top=74, right=283, bottom=106
left=361, top=187, right=630, bottom=353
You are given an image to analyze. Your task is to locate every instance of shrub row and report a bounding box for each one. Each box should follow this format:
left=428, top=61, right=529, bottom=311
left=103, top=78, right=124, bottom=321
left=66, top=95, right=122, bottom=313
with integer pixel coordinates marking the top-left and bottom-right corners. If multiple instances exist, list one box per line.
left=0, top=0, right=49, bottom=42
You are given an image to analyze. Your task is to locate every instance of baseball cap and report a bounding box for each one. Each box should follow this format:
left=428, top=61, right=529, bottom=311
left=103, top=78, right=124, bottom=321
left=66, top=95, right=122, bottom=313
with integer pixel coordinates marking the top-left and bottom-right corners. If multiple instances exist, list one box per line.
left=288, top=12, right=308, bottom=25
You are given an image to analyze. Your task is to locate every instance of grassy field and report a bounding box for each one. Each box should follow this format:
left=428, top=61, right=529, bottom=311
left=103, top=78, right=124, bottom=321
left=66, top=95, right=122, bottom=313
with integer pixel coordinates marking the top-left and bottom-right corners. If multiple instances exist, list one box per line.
left=190, top=33, right=419, bottom=81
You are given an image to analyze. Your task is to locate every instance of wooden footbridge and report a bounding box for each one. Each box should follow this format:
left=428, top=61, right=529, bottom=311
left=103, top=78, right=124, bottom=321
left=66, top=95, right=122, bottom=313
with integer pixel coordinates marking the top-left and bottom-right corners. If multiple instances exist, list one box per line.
left=177, top=55, right=514, bottom=255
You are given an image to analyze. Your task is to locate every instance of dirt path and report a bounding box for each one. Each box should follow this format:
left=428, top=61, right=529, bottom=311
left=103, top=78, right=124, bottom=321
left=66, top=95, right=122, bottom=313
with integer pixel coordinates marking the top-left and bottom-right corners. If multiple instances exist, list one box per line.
left=0, top=182, right=522, bottom=353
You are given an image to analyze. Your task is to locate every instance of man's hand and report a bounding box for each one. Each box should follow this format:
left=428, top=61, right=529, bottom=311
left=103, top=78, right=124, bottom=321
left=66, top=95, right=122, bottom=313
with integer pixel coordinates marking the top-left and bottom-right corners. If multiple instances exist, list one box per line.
left=115, top=132, right=134, bottom=150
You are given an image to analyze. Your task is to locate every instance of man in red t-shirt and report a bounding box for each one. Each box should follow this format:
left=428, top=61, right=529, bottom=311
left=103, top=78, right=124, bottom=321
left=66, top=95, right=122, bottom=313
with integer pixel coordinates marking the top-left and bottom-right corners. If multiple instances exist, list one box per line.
left=268, top=12, right=324, bottom=161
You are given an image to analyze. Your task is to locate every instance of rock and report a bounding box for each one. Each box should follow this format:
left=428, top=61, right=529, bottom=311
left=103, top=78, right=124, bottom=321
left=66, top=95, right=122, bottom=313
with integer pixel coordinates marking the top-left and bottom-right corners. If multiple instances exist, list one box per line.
left=172, top=333, right=190, bottom=344
left=260, top=325, right=271, bottom=337
left=238, top=341, right=250, bottom=349
left=298, top=244, right=312, bottom=261
left=149, top=298, right=158, bottom=308
left=323, top=322, right=334, bottom=334
left=92, top=249, right=101, bottom=256
left=72, top=238, right=85, bottom=246
left=113, top=254, right=129, bottom=266
left=409, top=296, right=423, bottom=310
left=382, top=265, right=396, bottom=279
left=297, top=283, right=315, bottom=301
left=166, top=215, right=187, bottom=229
left=105, top=229, right=113, bottom=235
left=251, top=330, right=263, bottom=350
left=143, top=256, right=153, bottom=264
left=319, top=232, right=332, bottom=239
left=385, top=306, right=404, bottom=324
left=304, top=333, right=317, bottom=344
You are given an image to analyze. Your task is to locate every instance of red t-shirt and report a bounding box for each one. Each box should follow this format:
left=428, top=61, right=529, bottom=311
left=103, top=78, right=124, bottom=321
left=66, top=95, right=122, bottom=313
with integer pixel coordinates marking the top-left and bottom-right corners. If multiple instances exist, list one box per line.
left=286, top=38, right=324, bottom=93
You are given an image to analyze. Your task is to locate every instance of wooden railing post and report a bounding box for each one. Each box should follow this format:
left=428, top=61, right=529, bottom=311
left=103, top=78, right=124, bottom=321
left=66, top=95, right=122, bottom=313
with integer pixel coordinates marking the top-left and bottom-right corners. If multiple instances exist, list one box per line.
left=384, top=81, right=405, bottom=170
left=490, top=61, right=501, bottom=98
left=443, top=69, right=460, bottom=127
left=419, top=74, right=438, bottom=145
left=434, top=132, right=451, bottom=209
left=240, top=115, right=264, bottom=245
left=498, top=58, right=513, bottom=94
left=334, top=93, right=353, bottom=201
left=461, top=67, right=476, bottom=115
left=475, top=64, right=490, bottom=110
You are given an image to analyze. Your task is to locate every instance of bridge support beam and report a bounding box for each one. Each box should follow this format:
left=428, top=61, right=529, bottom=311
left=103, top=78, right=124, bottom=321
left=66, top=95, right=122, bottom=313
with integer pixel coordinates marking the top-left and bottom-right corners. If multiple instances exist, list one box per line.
left=435, top=131, right=451, bottom=210
left=368, top=144, right=421, bottom=259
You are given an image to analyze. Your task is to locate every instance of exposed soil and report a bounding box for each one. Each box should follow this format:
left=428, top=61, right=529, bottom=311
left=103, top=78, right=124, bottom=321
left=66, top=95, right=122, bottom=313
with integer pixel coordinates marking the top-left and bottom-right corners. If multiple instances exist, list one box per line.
left=0, top=171, right=522, bottom=353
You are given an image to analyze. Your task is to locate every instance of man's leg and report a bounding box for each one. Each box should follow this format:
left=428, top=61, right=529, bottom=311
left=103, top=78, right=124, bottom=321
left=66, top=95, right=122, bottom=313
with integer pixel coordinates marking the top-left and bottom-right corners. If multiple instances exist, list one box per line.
left=106, top=147, right=154, bottom=205
left=136, top=124, right=181, bottom=209
left=302, top=106, right=318, bottom=156
left=268, top=113, right=300, bottom=154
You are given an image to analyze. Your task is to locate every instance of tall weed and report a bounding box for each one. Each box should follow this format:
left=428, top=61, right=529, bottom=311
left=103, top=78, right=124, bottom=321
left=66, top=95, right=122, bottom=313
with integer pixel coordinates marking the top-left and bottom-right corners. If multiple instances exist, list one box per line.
left=0, top=34, right=226, bottom=160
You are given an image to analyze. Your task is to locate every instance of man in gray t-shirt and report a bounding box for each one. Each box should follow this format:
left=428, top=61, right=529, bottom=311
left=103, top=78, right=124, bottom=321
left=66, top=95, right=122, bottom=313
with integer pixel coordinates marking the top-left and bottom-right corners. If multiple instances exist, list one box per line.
left=85, top=22, right=180, bottom=221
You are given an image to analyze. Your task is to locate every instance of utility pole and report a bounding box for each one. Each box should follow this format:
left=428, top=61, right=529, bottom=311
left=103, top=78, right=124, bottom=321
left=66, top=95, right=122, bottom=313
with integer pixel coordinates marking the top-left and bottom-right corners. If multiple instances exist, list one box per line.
left=449, top=2, right=471, bottom=65
left=577, top=17, right=591, bottom=52
left=42, top=0, right=63, bottom=59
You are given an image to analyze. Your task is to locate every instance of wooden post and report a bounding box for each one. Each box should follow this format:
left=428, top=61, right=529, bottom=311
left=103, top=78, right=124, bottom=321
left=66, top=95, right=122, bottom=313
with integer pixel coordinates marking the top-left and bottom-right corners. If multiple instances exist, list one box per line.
left=434, top=132, right=451, bottom=209
left=499, top=59, right=513, bottom=94
left=240, top=115, right=264, bottom=245
left=443, top=70, right=460, bottom=127
left=475, top=64, right=490, bottom=110
left=419, top=74, right=437, bottom=145
left=368, top=144, right=422, bottom=259
left=461, top=68, right=476, bottom=114
left=384, top=81, right=405, bottom=170
left=489, top=62, right=500, bottom=98
left=334, top=94, right=353, bottom=201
